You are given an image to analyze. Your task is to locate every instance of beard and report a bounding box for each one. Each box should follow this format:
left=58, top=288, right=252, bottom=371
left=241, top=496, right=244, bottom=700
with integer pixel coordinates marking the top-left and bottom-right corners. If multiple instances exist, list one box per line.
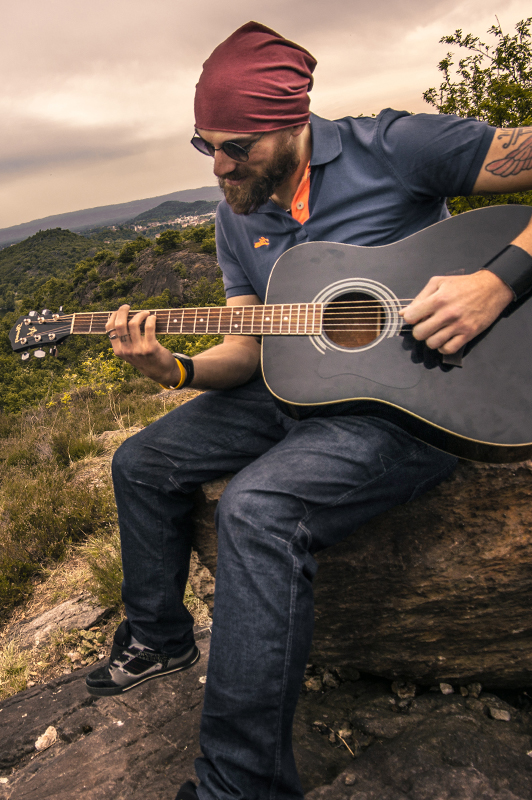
left=219, top=133, right=300, bottom=215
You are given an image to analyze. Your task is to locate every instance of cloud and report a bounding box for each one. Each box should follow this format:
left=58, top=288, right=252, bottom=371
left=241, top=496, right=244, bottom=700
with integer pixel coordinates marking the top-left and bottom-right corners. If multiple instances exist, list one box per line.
left=1, top=0, right=531, bottom=227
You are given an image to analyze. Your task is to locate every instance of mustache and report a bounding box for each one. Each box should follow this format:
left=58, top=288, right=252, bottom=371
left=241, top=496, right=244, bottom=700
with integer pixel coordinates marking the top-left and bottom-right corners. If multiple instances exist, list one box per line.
left=219, top=167, right=250, bottom=183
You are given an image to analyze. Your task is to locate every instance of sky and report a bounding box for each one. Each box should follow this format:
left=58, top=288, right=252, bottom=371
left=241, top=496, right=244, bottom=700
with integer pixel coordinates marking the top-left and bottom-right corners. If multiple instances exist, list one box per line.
left=1, top=0, right=531, bottom=229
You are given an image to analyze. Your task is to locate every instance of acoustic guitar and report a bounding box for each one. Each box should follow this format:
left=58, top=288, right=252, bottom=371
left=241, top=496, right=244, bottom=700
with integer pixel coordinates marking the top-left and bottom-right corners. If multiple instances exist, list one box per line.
left=9, top=205, right=532, bottom=463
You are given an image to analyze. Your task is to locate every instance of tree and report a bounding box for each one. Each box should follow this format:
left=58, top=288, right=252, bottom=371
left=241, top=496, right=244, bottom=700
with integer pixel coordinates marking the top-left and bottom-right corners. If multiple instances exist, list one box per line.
left=423, top=17, right=532, bottom=213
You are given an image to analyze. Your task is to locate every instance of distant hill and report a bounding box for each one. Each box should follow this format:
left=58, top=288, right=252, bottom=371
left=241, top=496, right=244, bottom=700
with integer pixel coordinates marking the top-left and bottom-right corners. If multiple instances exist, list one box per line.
left=0, top=186, right=223, bottom=248
left=0, top=228, right=97, bottom=313
left=132, top=200, right=219, bottom=225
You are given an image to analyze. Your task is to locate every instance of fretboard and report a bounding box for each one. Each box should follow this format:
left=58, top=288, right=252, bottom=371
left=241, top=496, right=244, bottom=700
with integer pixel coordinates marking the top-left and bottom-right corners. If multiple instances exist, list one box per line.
left=70, top=305, right=324, bottom=336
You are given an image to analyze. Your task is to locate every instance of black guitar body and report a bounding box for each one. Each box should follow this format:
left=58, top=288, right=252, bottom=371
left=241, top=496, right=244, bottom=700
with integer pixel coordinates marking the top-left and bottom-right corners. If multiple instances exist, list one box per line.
left=262, top=205, right=532, bottom=462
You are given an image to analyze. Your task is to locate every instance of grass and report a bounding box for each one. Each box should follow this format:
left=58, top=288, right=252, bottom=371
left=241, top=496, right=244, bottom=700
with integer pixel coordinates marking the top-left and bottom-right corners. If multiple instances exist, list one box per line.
left=0, top=374, right=194, bottom=622
left=0, top=369, right=210, bottom=700
left=82, top=528, right=123, bottom=609
left=0, top=641, right=30, bottom=699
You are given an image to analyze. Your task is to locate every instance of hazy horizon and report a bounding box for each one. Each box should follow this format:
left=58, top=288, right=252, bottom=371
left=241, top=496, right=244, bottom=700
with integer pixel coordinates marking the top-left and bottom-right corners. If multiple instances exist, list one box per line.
left=2, top=0, right=530, bottom=229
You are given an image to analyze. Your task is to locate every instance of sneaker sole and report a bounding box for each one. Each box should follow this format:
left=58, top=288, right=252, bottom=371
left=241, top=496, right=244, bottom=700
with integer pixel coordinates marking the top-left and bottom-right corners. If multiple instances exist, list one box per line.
left=86, top=646, right=200, bottom=697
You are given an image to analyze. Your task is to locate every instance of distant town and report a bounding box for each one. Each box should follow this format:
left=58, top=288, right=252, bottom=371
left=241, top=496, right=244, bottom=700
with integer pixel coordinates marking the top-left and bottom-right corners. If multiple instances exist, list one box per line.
left=130, top=211, right=217, bottom=235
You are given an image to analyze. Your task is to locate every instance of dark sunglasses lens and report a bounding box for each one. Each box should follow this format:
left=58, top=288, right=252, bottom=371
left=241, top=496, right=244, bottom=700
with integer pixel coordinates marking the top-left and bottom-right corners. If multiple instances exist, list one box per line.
left=191, top=136, right=215, bottom=157
left=222, top=142, right=249, bottom=162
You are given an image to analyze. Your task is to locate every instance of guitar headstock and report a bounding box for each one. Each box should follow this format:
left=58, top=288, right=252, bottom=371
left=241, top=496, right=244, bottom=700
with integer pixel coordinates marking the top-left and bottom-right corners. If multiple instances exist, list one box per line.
left=8, top=309, right=72, bottom=359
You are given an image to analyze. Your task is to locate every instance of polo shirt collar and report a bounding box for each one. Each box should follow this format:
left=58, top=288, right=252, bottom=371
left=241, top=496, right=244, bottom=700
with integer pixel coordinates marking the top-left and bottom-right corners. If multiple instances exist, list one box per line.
left=255, top=112, right=342, bottom=213
left=309, top=113, right=342, bottom=165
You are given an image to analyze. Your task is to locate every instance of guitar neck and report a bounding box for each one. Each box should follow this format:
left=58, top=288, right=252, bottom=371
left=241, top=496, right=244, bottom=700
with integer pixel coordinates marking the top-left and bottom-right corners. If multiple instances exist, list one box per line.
left=71, top=305, right=324, bottom=336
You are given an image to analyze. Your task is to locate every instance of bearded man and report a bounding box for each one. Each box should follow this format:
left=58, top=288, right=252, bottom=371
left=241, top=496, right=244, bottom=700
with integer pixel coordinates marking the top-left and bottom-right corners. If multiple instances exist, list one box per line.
left=86, top=21, right=532, bottom=800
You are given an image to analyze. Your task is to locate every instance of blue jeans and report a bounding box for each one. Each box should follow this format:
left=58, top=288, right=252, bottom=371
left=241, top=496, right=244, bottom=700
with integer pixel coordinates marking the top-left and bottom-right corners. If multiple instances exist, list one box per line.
left=112, top=378, right=456, bottom=800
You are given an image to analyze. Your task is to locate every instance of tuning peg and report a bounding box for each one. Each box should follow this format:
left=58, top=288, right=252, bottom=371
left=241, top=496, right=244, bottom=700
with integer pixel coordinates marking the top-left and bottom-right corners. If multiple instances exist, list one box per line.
left=28, top=310, right=38, bottom=317
left=42, top=309, right=51, bottom=316
left=21, top=353, right=30, bottom=361
left=50, top=346, right=58, bottom=357
left=34, top=349, right=46, bottom=358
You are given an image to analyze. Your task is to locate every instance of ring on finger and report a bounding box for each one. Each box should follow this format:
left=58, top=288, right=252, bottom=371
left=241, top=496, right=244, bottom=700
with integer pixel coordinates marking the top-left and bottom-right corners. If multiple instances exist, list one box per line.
left=108, top=333, right=118, bottom=340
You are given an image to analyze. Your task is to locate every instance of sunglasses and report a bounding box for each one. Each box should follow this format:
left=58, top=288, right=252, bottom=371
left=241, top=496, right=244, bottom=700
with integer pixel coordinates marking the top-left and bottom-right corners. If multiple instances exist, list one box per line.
left=190, top=133, right=264, bottom=163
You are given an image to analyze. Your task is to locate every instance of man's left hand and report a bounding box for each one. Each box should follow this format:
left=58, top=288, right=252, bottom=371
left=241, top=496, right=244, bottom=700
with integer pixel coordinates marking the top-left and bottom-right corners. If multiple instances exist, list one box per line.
left=401, top=270, right=514, bottom=355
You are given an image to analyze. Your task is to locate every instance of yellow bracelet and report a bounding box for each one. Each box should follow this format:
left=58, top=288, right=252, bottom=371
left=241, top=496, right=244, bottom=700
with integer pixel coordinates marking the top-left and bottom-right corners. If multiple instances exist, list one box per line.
left=159, top=358, right=187, bottom=391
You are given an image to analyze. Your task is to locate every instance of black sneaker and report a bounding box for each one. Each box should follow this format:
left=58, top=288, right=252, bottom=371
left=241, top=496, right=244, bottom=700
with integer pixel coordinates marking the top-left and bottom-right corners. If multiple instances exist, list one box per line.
left=175, top=781, right=198, bottom=800
left=85, top=620, right=199, bottom=697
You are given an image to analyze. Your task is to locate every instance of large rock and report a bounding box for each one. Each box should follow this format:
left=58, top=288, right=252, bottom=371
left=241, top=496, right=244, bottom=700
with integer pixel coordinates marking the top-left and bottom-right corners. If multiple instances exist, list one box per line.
left=0, top=632, right=211, bottom=800
left=189, top=460, right=532, bottom=687
left=11, top=594, right=110, bottom=650
left=3, top=632, right=532, bottom=799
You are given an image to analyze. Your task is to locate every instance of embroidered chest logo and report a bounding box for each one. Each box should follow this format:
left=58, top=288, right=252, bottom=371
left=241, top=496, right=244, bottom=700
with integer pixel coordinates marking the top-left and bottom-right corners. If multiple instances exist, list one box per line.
left=254, top=236, right=270, bottom=249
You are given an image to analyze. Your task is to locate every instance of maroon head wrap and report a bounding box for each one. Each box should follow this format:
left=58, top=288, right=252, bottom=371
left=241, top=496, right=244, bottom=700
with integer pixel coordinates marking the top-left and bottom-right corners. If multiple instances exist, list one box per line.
left=194, top=21, right=317, bottom=133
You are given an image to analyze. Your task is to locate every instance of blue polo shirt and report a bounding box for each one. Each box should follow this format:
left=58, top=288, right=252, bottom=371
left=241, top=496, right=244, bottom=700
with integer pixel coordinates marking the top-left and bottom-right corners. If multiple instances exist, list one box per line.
left=215, top=109, right=495, bottom=301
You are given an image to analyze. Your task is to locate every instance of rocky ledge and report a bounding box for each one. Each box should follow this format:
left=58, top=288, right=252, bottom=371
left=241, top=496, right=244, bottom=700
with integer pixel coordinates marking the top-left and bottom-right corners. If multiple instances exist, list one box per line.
left=189, top=460, right=532, bottom=687
left=1, top=630, right=532, bottom=799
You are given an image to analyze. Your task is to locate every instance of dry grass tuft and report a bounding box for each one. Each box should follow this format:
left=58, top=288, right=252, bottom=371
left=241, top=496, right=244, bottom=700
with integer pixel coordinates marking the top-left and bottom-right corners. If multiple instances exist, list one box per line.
left=0, top=641, right=30, bottom=699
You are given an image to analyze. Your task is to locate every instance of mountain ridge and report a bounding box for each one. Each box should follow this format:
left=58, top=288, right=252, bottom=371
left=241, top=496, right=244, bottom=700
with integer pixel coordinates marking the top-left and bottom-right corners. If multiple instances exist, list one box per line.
left=0, top=186, right=222, bottom=247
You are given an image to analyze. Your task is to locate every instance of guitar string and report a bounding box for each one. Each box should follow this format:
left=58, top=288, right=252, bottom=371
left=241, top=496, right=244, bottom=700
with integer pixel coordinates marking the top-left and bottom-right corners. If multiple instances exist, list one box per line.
left=20, top=314, right=404, bottom=335
left=18, top=302, right=416, bottom=345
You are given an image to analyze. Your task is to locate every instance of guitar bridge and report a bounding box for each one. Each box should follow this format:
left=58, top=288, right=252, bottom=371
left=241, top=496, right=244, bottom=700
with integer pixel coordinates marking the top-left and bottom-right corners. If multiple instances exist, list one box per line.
left=441, top=346, right=465, bottom=367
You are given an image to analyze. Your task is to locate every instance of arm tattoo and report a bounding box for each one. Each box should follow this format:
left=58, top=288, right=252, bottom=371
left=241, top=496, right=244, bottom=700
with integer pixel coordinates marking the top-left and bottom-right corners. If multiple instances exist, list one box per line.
left=486, top=132, right=532, bottom=178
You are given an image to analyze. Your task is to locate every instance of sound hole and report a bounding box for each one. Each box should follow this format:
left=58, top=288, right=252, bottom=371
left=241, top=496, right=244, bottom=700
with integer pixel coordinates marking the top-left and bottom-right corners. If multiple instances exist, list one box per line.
left=323, top=291, right=384, bottom=348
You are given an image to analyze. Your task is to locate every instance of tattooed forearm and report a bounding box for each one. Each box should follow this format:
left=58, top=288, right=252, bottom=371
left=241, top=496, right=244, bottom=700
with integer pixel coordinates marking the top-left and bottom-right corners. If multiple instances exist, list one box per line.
left=486, top=133, right=532, bottom=178
left=496, top=128, right=530, bottom=149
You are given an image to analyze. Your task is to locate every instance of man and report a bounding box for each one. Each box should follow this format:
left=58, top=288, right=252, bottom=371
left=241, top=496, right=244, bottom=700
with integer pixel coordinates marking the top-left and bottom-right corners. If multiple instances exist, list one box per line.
left=86, top=21, right=532, bottom=800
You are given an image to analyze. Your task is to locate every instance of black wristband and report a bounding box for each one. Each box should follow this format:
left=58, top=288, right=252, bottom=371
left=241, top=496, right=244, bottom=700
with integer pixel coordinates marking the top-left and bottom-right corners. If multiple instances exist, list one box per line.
left=483, top=244, right=532, bottom=301
left=173, top=353, right=195, bottom=387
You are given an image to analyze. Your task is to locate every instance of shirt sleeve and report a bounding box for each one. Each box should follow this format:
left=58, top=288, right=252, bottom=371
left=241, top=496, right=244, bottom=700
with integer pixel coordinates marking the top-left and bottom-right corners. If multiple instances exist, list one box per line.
left=215, top=202, right=256, bottom=298
left=375, top=109, right=496, bottom=200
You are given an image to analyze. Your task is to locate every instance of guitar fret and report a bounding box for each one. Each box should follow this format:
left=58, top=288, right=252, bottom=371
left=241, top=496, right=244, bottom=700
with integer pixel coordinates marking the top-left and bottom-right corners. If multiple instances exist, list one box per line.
left=242, top=306, right=251, bottom=335
left=233, top=306, right=242, bottom=333
left=266, top=306, right=273, bottom=335
left=316, top=304, right=323, bottom=334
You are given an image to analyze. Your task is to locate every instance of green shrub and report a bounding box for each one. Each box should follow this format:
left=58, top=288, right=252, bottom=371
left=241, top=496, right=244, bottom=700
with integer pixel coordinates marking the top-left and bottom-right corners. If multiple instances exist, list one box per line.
left=118, top=236, right=151, bottom=263
left=154, top=230, right=183, bottom=255
left=51, top=432, right=104, bottom=466
left=173, top=261, right=188, bottom=278
left=181, top=225, right=210, bottom=243
left=201, top=237, right=217, bottom=255
left=183, top=275, right=225, bottom=307
left=5, top=448, right=40, bottom=468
